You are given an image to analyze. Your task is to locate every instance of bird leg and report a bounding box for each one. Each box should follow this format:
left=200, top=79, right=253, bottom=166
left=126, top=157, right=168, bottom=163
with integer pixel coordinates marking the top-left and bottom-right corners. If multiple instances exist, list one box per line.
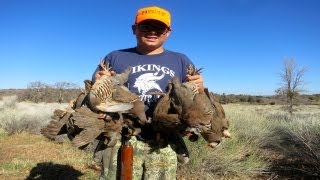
left=186, top=64, right=203, bottom=76
left=99, top=59, right=112, bottom=72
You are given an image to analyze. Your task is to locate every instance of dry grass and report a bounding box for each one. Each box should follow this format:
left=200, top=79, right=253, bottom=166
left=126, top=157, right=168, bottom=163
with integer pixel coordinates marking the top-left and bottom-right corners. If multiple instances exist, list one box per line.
left=0, top=97, right=99, bottom=179
left=227, top=104, right=320, bottom=179
left=0, top=132, right=99, bottom=179
left=178, top=104, right=320, bottom=179
left=177, top=104, right=272, bottom=179
left=0, top=96, right=68, bottom=134
left=0, top=97, right=319, bottom=179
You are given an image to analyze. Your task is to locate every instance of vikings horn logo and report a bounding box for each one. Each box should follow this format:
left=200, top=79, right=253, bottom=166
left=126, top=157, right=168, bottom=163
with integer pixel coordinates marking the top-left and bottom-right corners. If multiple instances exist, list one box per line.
left=133, top=72, right=165, bottom=95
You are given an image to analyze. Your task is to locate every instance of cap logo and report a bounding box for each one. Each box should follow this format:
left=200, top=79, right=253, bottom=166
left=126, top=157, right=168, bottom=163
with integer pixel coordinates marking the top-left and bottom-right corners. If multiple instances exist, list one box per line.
left=141, top=10, right=167, bottom=17
left=135, top=6, right=171, bottom=27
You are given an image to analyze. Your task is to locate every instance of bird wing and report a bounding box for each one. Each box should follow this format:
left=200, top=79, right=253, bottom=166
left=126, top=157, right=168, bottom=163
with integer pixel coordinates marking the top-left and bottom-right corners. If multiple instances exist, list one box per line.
left=40, top=110, right=71, bottom=139
left=72, top=128, right=102, bottom=148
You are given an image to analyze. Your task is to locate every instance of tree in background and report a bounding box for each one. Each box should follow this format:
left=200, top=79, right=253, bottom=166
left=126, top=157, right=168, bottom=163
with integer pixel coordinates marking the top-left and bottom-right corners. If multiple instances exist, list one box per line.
left=20, top=81, right=81, bottom=103
left=26, top=81, right=50, bottom=103
left=220, top=93, right=229, bottom=104
left=276, top=58, right=307, bottom=114
left=54, top=82, right=78, bottom=103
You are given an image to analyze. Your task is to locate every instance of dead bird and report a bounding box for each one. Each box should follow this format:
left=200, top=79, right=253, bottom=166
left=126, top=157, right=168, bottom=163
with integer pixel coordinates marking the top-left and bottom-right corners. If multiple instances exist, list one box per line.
left=153, top=64, right=231, bottom=148
left=87, top=60, right=147, bottom=125
left=88, top=60, right=136, bottom=113
left=85, top=60, right=147, bottom=147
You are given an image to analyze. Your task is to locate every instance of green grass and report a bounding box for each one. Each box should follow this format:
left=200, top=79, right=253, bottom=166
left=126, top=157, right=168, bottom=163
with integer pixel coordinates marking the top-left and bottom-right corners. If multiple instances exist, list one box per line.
left=0, top=128, right=8, bottom=139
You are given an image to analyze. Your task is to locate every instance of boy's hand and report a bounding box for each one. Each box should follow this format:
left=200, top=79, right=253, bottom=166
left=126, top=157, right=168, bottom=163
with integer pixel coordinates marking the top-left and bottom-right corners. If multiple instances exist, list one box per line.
left=94, top=70, right=116, bottom=80
left=186, top=74, right=204, bottom=91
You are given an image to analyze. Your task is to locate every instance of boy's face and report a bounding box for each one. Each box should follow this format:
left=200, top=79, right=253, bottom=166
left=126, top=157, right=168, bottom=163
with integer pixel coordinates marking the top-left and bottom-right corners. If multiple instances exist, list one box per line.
left=133, top=20, right=171, bottom=51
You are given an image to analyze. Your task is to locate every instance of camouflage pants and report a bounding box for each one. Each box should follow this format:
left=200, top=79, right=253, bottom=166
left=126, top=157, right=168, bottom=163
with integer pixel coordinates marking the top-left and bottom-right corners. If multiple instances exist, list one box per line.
left=97, top=136, right=177, bottom=180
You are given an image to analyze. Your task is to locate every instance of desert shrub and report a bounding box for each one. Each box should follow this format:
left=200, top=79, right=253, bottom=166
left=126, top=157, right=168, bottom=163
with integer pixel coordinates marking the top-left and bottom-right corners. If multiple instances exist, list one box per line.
left=248, top=96, right=256, bottom=104
left=219, top=93, right=229, bottom=104
left=260, top=124, right=320, bottom=178
left=0, top=95, right=18, bottom=109
left=19, top=88, right=81, bottom=103
left=4, top=114, right=42, bottom=134
left=257, top=106, right=320, bottom=179
left=239, top=96, right=247, bottom=102
left=0, top=101, right=68, bottom=134
left=256, top=98, right=264, bottom=104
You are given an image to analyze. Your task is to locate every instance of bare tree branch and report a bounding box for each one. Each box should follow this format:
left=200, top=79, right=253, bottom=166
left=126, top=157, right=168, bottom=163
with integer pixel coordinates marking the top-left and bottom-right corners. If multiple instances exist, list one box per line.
left=277, top=58, right=307, bottom=114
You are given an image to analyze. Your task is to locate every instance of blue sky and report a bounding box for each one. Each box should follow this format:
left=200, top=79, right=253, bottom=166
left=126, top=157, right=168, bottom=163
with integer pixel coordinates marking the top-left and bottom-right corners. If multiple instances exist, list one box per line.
left=1, top=0, right=319, bottom=95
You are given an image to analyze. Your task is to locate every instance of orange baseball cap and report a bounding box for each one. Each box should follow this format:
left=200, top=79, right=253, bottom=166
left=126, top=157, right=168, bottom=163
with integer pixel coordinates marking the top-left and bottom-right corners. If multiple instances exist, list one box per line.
left=135, top=6, right=171, bottom=27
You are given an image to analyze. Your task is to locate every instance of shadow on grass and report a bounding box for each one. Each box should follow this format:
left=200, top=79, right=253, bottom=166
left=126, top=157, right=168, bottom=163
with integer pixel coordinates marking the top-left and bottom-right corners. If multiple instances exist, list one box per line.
left=260, top=126, right=320, bottom=179
left=26, top=162, right=83, bottom=180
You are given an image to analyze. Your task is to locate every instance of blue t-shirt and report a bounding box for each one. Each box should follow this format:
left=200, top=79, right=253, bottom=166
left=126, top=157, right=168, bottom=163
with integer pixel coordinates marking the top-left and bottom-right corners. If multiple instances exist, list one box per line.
left=94, top=47, right=194, bottom=117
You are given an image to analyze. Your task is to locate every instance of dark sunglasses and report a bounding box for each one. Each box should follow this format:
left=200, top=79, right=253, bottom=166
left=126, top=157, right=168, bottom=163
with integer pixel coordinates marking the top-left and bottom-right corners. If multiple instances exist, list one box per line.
left=135, top=24, right=170, bottom=35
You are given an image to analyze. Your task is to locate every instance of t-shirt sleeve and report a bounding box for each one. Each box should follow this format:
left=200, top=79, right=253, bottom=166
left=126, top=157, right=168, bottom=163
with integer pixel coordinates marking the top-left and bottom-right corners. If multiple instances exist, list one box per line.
left=179, top=53, right=194, bottom=82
